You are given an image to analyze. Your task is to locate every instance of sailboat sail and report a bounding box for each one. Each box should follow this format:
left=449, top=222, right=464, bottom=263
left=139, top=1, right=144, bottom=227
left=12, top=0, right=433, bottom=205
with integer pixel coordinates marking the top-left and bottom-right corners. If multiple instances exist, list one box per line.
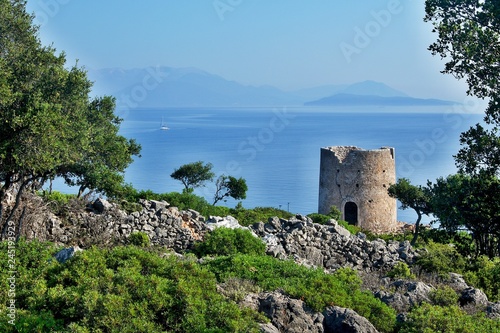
left=161, top=117, right=169, bottom=130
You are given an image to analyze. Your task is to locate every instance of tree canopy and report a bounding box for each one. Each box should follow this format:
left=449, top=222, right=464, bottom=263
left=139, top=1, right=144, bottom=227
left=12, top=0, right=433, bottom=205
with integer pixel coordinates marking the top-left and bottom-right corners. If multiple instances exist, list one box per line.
left=0, top=0, right=140, bottom=235
left=425, top=0, right=500, bottom=258
left=425, top=0, right=500, bottom=176
left=170, top=161, right=215, bottom=193
left=388, top=178, right=431, bottom=245
left=428, top=173, right=500, bottom=257
left=212, top=175, right=247, bottom=205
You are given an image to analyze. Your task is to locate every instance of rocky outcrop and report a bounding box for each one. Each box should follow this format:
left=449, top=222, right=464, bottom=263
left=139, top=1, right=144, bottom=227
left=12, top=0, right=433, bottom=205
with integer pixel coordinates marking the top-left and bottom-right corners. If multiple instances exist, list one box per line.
left=323, top=306, right=379, bottom=333
left=32, top=199, right=418, bottom=275
left=246, top=291, right=324, bottom=333
left=459, top=287, right=489, bottom=308
left=54, top=246, right=83, bottom=263
left=241, top=291, right=378, bottom=333
left=29, top=198, right=210, bottom=252
left=375, top=280, right=434, bottom=313
left=487, top=302, right=500, bottom=319
left=250, top=216, right=417, bottom=272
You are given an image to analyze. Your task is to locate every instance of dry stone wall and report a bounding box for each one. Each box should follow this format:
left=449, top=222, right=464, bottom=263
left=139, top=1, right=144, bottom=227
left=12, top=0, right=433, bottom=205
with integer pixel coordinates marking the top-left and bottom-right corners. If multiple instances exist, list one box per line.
left=250, top=215, right=417, bottom=273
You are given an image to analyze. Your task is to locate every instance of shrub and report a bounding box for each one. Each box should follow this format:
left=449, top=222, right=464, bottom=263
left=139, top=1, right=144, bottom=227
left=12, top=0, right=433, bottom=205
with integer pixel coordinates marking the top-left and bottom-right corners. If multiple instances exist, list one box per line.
left=337, top=219, right=362, bottom=235
left=430, top=285, right=459, bottom=306
left=38, top=190, right=79, bottom=215
left=218, top=277, right=262, bottom=302
left=419, top=228, right=475, bottom=257
left=194, top=227, right=266, bottom=257
left=0, top=241, right=262, bottom=332
left=307, top=213, right=332, bottom=225
left=463, top=256, right=500, bottom=302
left=230, top=204, right=293, bottom=226
left=128, top=231, right=150, bottom=247
left=386, top=262, right=415, bottom=279
left=415, top=241, right=466, bottom=276
left=203, top=255, right=397, bottom=333
left=399, top=303, right=500, bottom=333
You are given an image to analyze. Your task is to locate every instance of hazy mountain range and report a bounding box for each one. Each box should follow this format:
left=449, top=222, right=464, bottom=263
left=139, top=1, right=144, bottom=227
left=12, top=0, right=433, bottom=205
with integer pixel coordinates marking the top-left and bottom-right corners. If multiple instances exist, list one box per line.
left=87, top=66, right=458, bottom=108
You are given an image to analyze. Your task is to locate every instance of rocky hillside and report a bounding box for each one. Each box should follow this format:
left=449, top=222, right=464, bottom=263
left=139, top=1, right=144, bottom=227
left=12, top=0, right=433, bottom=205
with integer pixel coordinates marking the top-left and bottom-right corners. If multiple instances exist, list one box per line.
left=12, top=196, right=500, bottom=332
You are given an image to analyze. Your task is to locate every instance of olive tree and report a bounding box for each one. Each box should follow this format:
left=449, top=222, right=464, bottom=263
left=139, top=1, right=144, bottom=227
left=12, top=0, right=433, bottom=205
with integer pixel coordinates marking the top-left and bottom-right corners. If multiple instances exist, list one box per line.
left=0, top=0, right=140, bottom=237
left=170, top=161, right=215, bottom=193
left=388, top=178, right=432, bottom=245
left=212, top=175, right=247, bottom=205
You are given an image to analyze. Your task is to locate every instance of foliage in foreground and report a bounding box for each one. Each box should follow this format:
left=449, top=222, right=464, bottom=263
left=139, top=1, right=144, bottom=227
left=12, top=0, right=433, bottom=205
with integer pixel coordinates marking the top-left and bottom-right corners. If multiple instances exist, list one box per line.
left=203, top=254, right=397, bottom=333
left=193, top=227, right=266, bottom=257
left=0, top=240, right=261, bottom=333
left=399, top=303, right=500, bottom=333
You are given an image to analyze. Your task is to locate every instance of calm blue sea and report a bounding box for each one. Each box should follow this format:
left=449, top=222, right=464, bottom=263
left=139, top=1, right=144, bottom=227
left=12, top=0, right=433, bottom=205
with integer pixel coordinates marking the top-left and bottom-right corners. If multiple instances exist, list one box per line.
left=112, top=105, right=482, bottom=224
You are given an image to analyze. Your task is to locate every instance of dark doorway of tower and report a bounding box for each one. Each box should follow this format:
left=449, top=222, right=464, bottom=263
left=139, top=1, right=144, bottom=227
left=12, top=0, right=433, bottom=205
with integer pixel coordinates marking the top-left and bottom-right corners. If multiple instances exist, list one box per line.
left=344, top=202, right=358, bottom=225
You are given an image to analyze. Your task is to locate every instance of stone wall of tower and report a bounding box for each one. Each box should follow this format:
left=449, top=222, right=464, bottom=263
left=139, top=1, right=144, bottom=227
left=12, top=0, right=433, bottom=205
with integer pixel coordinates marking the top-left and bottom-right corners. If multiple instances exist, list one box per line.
left=318, top=146, right=397, bottom=234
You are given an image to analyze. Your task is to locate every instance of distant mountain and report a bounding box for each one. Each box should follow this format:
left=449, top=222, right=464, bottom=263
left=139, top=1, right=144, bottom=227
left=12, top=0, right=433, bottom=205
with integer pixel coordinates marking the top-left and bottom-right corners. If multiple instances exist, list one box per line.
left=340, top=80, right=408, bottom=97
left=88, top=66, right=303, bottom=107
left=304, top=93, right=459, bottom=106
left=86, top=66, right=456, bottom=108
left=290, top=84, right=348, bottom=101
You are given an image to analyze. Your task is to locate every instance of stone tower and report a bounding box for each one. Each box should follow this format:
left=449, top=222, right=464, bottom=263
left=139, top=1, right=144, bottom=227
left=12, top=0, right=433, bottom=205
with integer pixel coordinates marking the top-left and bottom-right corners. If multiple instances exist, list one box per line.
left=318, top=146, right=397, bottom=234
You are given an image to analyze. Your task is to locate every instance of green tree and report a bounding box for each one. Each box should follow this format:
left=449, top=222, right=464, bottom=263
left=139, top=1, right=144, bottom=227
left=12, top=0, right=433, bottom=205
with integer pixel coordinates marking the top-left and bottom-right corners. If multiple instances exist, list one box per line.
left=0, top=0, right=140, bottom=236
left=429, top=173, right=500, bottom=258
left=388, top=178, right=431, bottom=245
left=425, top=0, right=500, bottom=122
left=212, top=175, right=248, bottom=205
left=425, top=0, right=500, bottom=258
left=61, top=96, right=141, bottom=198
left=170, top=161, right=215, bottom=193
left=425, top=1, right=500, bottom=176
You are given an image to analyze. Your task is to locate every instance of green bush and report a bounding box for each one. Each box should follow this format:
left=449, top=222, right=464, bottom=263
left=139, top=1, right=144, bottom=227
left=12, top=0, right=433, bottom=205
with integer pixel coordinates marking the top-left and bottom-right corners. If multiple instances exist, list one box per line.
left=0, top=241, right=262, bottom=332
left=416, top=241, right=466, bottom=276
left=128, top=232, right=150, bottom=247
left=203, top=255, right=397, bottom=333
left=337, top=219, right=362, bottom=235
left=430, top=285, right=459, bottom=306
left=307, top=213, right=332, bottom=225
left=419, top=228, right=475, bottom=257
left=218, top=277, right=262, bottom=302
left=399, top=303, right=500, bottom=333
left=230, top=204, right=293, bottom=226
left=39, top=190, right=76, bottom=205
left=464, top=256, right=500, bottom=302
left=194, top=227, right=266, bottom=257
left=38, top=190, right=79, bottom=215
left=386, top=262, right=415, bottom=279
left=307, top=206, right=342, bottom=226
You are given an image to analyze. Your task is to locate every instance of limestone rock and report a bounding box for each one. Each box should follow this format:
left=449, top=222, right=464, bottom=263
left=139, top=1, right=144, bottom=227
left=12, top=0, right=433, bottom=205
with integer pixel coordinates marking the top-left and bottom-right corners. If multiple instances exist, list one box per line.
left=487, top=302, right=500, bottom=319
left=459, top=287, right=489, bottom=307
left=54, top=246, right=83, bottom=263
left=323, top=306, right=379, bottom=333
left=206, top=215, right=245, bottom=230
left=247, top=291, right=324, bottom=333
left=375, top=280, right=434, bottom=313
left=250, top=216, right=418, bottom=273
left=92, top=198, right=113, bottom=213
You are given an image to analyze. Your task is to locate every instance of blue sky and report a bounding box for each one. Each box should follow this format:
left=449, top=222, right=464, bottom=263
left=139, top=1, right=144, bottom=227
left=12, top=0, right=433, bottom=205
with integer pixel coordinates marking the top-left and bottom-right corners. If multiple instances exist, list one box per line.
left=26, top=0, right=469, bottom=100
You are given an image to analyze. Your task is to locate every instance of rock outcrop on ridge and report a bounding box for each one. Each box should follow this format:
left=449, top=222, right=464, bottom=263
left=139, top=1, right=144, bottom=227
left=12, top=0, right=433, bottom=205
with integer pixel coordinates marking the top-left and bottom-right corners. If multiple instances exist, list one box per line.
left=13, top=196, right=500, bottom=332
left=249, top=215, right=417, bottom=273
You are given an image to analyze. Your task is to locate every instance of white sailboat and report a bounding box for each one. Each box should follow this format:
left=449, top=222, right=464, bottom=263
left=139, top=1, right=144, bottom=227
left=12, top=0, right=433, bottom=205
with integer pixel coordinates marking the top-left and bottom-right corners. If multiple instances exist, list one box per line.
left=160, top=117, right=169, bottom=130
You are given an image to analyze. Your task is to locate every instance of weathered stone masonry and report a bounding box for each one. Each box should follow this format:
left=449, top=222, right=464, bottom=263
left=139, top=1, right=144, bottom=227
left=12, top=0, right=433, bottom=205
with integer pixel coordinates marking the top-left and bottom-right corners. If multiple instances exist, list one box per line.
left=318, top=146, right=397, bottom=234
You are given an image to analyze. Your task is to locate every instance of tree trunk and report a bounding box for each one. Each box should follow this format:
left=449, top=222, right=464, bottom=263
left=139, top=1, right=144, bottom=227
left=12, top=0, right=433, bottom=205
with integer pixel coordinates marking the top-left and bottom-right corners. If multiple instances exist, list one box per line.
left=1, top=179, right=29, bottom=238
left=16, top=206, right=26, bottom=242
left=410, top=212, right=422, bottom=246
